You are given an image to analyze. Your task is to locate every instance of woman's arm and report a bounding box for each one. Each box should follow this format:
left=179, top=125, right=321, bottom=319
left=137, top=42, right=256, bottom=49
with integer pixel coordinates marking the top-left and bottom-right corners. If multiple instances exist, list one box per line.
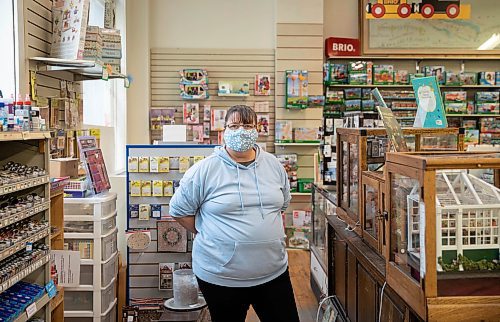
left=173, top=215, right=197, bottom=234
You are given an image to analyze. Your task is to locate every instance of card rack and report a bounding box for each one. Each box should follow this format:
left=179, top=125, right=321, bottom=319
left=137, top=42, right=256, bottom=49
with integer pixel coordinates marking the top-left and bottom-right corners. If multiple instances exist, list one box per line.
left=126, top=144, right=217, bottom=303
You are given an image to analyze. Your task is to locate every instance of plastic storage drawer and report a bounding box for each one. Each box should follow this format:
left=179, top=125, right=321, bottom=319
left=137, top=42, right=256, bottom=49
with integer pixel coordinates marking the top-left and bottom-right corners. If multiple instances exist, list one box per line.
left=64, top=290, right=93, bottom=311
left=102, top=253, right=118, bottom=287
left=64, top=318, right=92, bottom=322
left=102, top=302, right=117, bottom=322
left=79, top=254, right=117, bottom=287
left=64, top=192, right=117, bottom=217
left=102, top=230, right=117, bottom=261
left=64, top=221, right=93, bottom=233
left=101, top=280, right=116, bottom=314
left=64, top=239, right=94, bottom=259
left=101, top=214, right=117, bottom=235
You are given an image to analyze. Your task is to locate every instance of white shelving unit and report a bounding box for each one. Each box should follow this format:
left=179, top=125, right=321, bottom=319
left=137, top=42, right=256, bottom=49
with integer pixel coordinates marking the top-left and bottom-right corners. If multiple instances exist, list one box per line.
left=63, top=192, right=118, bottom=322
left=0, top=132, right=52, bottom=321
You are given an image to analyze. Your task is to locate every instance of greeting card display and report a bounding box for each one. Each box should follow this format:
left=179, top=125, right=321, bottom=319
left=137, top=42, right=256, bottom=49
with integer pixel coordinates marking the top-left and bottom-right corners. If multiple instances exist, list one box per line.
left=257, top=114, right=270, bottom=136
left=183, top=103, right=200, bottom=124
left=192, top=125, right=204, bottom=142
left=151, top=108, right=176, bottom=130
left=157, top=221, right=188, bottom=253
left=286, top=70, right=308, bottom=109
left=211, top=109, right=227, bottom=131
left=51, top=0, right=90, bottom=60
left=203, top=122, right=211, bottom=138
left=203, top=104, right=211, bottom=121
left=412, top=76, right=448, bottom=128
left=255, top=74, right=271, bottom=96
left=179, top=69, right=209, bottom=100
left=254, top=101, right=270, bottom=113
left=218, top=80, right=250, bottom=96
left=159, top=263, right=174, bottom=290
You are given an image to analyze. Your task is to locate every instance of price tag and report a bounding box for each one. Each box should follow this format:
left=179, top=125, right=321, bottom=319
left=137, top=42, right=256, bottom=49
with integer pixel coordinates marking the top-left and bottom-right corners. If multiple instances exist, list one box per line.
left=102, top=66, right=109, bottom=81
left=26, top=242, right=33, bottom=253
left=45, top=280, right=57, bottom=299
left=26, top=302, right=37, bottom=318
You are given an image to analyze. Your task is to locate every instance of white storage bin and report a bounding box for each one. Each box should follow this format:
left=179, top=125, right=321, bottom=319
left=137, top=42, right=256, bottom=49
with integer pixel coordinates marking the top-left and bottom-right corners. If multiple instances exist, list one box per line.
left=80, top=265, right=93, bottom=285
left=101, top=214, right=117, bottom=235
left=102, top=230, right=117, bottom=261
left=65, top=290, right=93, bottom=311
left=101, top=302, right=117, bottom=322
left=64, top=192, right=117, bottom=218
left=101, top=280, right=116, bottom=314
left=102, top=253, right=118, bottom=287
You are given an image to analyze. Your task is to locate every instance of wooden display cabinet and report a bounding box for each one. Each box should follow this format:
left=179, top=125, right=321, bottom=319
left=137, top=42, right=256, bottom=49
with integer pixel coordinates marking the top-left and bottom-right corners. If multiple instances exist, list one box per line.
left=385, top=151, right=500, bottom=321
left=361, top=171, right=386, bottom=255
left=336, top=127, right=465, bottom=235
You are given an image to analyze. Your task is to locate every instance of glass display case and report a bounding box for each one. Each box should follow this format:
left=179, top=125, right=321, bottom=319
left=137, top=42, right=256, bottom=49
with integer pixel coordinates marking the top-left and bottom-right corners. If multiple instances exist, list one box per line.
left=361, top=171, right=386, bottom=256
left=385, top=151, right=500, bottom=321
left=336, top=127, right=464, bottom=234
left=312, top=185, right=337, bottom=267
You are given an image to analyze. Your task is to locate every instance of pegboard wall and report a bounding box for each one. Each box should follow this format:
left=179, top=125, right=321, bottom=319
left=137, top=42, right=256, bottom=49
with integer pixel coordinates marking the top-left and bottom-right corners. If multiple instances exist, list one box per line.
left=150, top=48, right=276, bottom=153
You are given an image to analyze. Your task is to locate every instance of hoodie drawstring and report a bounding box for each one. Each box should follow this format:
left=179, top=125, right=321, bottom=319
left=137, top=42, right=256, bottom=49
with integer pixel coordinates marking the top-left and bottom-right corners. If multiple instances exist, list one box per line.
left=253, top=164, right=265, bottom=219
left=236, top=166, right=245, bottom=214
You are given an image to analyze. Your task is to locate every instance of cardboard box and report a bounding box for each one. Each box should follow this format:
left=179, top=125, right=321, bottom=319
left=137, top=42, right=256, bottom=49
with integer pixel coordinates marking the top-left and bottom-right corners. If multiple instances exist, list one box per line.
left=50, top=158, right=79, bottom=178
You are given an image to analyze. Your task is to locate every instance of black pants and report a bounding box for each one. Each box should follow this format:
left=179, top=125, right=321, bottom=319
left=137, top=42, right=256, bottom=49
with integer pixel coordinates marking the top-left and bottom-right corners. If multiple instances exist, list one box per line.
left=197, top=269, right=300, bottom=322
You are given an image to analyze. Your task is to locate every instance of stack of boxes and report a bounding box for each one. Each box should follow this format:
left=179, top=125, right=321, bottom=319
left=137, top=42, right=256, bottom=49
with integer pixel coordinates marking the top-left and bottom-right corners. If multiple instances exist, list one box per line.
left=83, top=26, right=103, bottom=62
left=101, top=29, right=122, bottom=73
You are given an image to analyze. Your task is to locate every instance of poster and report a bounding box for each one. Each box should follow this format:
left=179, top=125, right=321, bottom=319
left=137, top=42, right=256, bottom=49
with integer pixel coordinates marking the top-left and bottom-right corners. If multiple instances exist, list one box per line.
left=50, top=250, right=81, bottom=287
left=257, top=114, right=270, bottom=136
left=183, top=103, right=200, bottom=124
left=255, top=74, right=271, bottom=96
left=157, top=221, right=188, bottom=253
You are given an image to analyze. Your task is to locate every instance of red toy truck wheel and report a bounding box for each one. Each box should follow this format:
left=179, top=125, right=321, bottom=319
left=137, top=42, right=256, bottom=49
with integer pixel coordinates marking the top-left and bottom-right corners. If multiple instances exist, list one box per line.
left=421, top=4, right=434, bottom=18
left=371, top=3, right=385, bottom=18
left=397, top=4, right=412, bottom=18
left=446, top=4, right=460, bottom=18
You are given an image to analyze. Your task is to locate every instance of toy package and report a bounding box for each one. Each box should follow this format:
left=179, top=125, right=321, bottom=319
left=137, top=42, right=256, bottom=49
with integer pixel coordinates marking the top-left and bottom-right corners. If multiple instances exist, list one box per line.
left=476, top=102, right=499, bottom=114
left=362, top=88, right=373, bottom=100
left=345, top=99, right=361, bottom=111
left=467, top=101, right=476, bottom=114
left=183, top=103, right=200, bottom=124
left=326, top=89, right=344, bottom=105
left=298, top=179, right=314, bottom=193
left=475, top=92, right=499, bottom=102
left=323, top=63, right=330, bottom=84
left=445, top=102, right=467, bottom=114
left=443, top=91, right=467, bottom=102
left=445, top=72, right=462, bottom=86
left=459, top=72, right=478, bottom=85
left=285, top=226, right=311, bottom=249
left=344, top=88, right=361, bottom=99
left=362, top=100, right=375, bottom=111
left=423, top=66, right=445, bottom=85
left=275, top=120, right=293, bottom=143
left=328, top=64, right=348, bottom=84
left=286, top=70, right=309, bottom=109
left=179, top=69, right=208, bottom=84
left=479, top=72, right=496, bottom=85
left=292, top=210, right=312, bottom=227
left=294, top=128, right=320, bottom=143
left=496, top=72, right=500, bottom=85
left=373, top=65, right=394, bottom=85
left=412, top=76, right=447, bottom=128
left=276, top=154, right=298, bottom=191
left=480, top=133, right=500, bottom=145
left=409, top=73, right=425, bottom=82
left=348, top=73, right=368, bottom=85
left=255, top=74, right=271, bottom=96
left=461, top=119, right=477, bottom=129
left=308, top=96, right=325, bottom=108
left=480, top=117, right=500, bottom=133
left=464, top=129, right=479, bottom=145
left=394, top=70, right=409, bottom=85
left=179, top=83, right=209, bottom=100
left=348, top=61, right=367, bottom=74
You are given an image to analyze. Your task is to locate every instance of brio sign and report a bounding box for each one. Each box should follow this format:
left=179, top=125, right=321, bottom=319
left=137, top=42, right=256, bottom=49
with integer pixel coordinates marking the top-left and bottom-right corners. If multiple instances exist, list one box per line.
left=325, top=37, right=360, bottom=57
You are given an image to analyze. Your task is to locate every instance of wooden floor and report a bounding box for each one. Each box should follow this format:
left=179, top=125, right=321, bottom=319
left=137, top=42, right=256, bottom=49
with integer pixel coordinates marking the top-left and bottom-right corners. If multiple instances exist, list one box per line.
left=246, top=249, right=319, bottom=322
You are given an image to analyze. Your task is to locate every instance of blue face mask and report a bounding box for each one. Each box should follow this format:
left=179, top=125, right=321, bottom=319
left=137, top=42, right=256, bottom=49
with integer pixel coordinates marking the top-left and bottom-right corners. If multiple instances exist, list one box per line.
left=224, top=128, right=258, bottom=152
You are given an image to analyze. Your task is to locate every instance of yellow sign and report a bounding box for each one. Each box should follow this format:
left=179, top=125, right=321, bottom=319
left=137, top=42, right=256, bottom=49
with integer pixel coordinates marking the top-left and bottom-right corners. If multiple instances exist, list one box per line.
left=365, top=0, right=471, bottom=20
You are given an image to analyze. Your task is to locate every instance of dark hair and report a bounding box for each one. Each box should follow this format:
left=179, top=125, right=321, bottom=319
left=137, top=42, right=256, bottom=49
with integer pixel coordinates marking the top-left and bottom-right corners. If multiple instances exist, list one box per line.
left=224, top=105, right=257, bottom=126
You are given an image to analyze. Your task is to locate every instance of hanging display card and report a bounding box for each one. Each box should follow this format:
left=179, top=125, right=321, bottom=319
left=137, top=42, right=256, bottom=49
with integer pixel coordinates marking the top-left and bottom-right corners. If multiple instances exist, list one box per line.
left=50, top=250, right=81, bottom=287
left=286, top=70, right=309, bottom=109
left=157, top=221, right=188, bottom=253
left=412, top=76, right=448, bottom=128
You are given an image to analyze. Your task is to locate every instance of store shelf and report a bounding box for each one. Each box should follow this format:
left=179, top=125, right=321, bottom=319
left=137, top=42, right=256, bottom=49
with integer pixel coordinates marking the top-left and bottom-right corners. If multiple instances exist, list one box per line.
left=326, top=55, right=500, bottom=60
left=291, top=192, right=312, bottom=196
left=446, top=114, right=500, bottom=117
left=50, top=230, right=62, bottom=241
left=218, top=93, right=250, bottom=97
left=0, top=254, right=50, bottom=293
left=0, top=132, right=51, bottom=142
left=0, top=201, right=49, bottom=230
left=327, top=84, right=412, bottom=88
left=30, top=57, right=126, bottom=81
left=50, top=285, right=64, bottom=312
left=0, top=228, right=49, bottom=262
left=274, top=143, right=321, bottom=146
left=13, top=293, right=50, bottom=322
left=0, top=175, right=50, bottom=197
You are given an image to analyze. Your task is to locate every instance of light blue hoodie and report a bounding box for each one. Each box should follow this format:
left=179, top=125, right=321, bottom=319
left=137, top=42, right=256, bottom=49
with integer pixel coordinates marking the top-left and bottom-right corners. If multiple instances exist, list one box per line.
left=169, top=145, right=291, bottom=287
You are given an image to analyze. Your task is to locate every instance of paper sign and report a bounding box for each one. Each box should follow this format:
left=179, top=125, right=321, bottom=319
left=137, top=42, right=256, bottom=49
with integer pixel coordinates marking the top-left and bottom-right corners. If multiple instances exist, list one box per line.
left=102, top=67, right=109, bottom=81
left=26, top=302, right=37, bottom=318
left=45, top=280, right=57, bottom=299
left=162, top=125, right=187, bottom=142
left=26, top=242, right=33, bottom=252
left=50, top=250, right=81, bottom=287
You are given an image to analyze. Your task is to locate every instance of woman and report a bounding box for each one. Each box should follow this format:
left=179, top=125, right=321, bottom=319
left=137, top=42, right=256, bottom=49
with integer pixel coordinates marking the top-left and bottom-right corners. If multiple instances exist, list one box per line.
left=170, top=105, right=300, bottom=322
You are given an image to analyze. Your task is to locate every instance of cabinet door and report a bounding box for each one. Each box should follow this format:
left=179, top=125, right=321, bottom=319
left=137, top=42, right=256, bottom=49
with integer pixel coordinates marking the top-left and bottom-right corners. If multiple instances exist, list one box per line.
left=379, top=291, right=405, bottom=322
left=347, top=248, right=357, bottom=322
left=357, top=264, right=377, bottom=322
left=334, top=235, right=347, bottom=310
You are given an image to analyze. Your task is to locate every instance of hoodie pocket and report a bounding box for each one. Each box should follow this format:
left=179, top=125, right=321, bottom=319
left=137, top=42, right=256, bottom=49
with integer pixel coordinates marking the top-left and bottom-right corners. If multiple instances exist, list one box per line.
left=220, top=238, right=287, bottom=280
